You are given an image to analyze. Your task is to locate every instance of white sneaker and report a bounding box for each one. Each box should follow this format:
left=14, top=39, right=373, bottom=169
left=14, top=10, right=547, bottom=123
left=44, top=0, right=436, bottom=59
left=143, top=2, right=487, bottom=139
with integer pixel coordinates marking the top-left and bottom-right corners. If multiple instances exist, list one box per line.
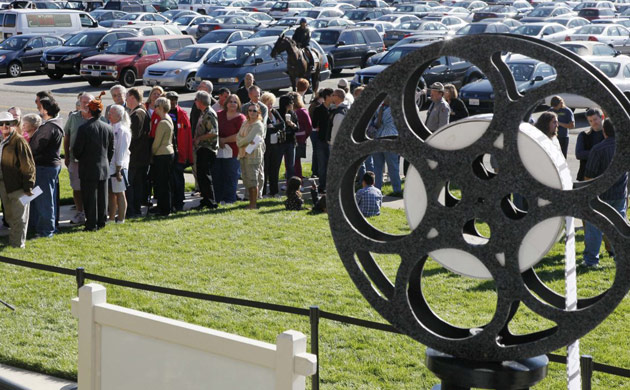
left=70, top=211, right=85, bottom=224
left=115, top=220, right=125, bottom=224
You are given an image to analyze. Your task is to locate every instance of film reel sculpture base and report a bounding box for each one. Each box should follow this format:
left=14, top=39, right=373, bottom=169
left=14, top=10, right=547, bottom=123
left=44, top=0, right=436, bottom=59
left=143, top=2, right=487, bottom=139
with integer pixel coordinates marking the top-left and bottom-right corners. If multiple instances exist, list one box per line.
left=426, top=349, right=548, bottom=390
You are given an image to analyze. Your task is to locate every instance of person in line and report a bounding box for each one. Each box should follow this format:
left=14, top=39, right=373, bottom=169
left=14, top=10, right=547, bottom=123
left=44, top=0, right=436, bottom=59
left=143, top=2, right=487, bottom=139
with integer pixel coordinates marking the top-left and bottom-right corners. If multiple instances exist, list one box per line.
left=64, top=93, right=95, bottom=224
left=189, top=80, right=214, bottom=195
left=125, top=87, right=151, bottom=218
left=534, top=112, right=562, bottom=152
left=236, top=73, right=255, bottom=105
left=308, top=90, right=322, bottom=179
left=444, top=83, right=468, bottom=122
left=296, top=78, right=309, bottom=98
left=548, top=95, right=575, bottom=158
left=212, top=87, right=230, bottom=113
left=107, top=105, right=131, bottom=223
left=20, top=114, right=41, bottom=143
left=73, top=96, right=114, bottom=232
left=284, top=176, right=304, bottom=210
left=193, top=91, right=219, bottom=210
left=582, top=119, right=627, bottom=268
left=236, top=102, right=265, bottom=209
left=356, top=171, right=382, bottom=217
left=145, top=86, right=165, bottom=119
left=289, top=92, right=312, bottom=180
left=276, top=94, right=298, bottom=190
left=329, top=89, right=347, bottom=145
left=576, top=108, right=605, bottom=182
left=165, top=91, right=193, bottom=212
left=29, top=98, right=63, bottom=238
left=0, top=112, right=35, bottom=248
left=261, top=92, right=284, bottom=197
left=337, top=79, right=354, bottom=108
left=214, top=94, right=246, bottom=204
left=150, top=97, right=175, bottom=216
left=8, top=107, right=21, bottom=130
left=425, top=82, right=450, bottom=131
left=370, top=97, right=402, bottom=197
left=35, top=90, right=54, bottom=113
left=106, top=84, right=127, bottom=119
left=312, top=88, right=333, bottom=193
left=242, top=85, right=269, bottom=196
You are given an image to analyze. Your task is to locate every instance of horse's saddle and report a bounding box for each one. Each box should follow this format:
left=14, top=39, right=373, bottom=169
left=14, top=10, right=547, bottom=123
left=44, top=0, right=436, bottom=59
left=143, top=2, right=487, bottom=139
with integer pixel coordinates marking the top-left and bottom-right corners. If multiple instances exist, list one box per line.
left=302, top=48, right=320, bottom=70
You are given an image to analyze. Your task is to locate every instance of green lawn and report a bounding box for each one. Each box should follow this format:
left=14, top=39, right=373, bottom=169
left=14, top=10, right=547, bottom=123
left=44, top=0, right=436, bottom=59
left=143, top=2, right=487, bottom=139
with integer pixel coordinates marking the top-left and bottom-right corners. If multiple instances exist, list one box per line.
left=0, top=199, right=629, bottom=389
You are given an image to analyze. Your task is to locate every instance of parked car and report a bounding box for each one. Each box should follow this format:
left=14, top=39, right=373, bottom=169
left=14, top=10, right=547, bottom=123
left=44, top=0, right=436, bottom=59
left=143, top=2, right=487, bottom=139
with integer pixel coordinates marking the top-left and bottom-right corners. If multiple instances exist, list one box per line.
left=272, top=15, right=313, bottom=26
left=143, top=42, right=224, bottom=90
left=268, top=0, right=313, bottom=19
left=197, top=28, right=252, bottom=43
left=196, top=15, right=262, bottom=38
left=177, top=0, right=212, bottom=13
left=565, top=24, right=630, bottom=53
left=80, top=34, right=195, bottom=86
left=365, top=33, right=444, bottom=66
left=558, top=40, right=621, bottom=56
left=9, top=1, right=62, bottom=9
left=172, top=14, right=213, bottom=34
left=0, top=34, right=63, bottom=77
left=195, top=36, right=330, bottom=91
left=547, top=54, right=630, bottom=108
left=421, top=15, right=468, bottom=31
left=472, top=5, right=518, bottom=22
left=375, top=13, right=419, bottom=25
left=241, top=1, right=275, bottom=12
left=455, top=21, right=510, bottom=34
left=511, top=22, right=568, bottom=43
left=312, top=26, right=385, bottom=71
left=151, top=0, right=178, bottom=12
left=519, top=5, right=573, bottom=23
left=91, top=9, right=128, bottom=25
left=0, top=9, right=98, bottom=40
left=343, top=8, right=391, bottom=22
left=547, top=15, right=590, bottom=29
left=577, top=7, right=616, bottom=21
left=392, top=3, right=434, bottom=18
left=134, top=24, right=183, bottom=34
left=310, top=17, right=356, bottom=28
left=162, top=8, right=198, bottom=19
left=482, top=17, right=522, bottom=28
left=356, top=20, right=393, bottom=36
left=110, top=12, right=169, bottom=27
left=104, top=0, right=155, bottom=12
left=249, top=25, right=297, bottom=38
left=459, top=54, right=556, bottom=113
left=383, top=21, right=450, bottom=47
left=246, top=12, right=274, bottom=25
left=297, top=7, right=344, bottom=19
left=573, top=0, right=615, bottom=11
left=40, top=28, right=137, bottom=78
left=65, top=0, right=105, bottom=11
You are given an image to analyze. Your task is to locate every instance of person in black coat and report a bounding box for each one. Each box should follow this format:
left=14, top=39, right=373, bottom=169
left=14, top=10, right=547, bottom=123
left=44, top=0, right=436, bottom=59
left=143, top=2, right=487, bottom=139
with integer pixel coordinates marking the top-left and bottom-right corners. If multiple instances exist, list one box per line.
left=73, top=95, right=114, bottom=231
left=444, top=83, right=469, bottom=122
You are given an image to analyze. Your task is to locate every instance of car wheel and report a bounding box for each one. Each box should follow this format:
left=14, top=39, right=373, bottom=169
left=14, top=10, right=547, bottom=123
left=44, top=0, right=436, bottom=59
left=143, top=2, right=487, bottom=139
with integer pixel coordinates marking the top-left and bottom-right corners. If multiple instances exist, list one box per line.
left=88, top=79, right=103, bottom=87
left=46, top=71, right=64, bottom=80
left=7, top=62, right=21, bottom=78
left=121, top=68, right=137, bottom=88
left=185, top=73, right=196, bottom=92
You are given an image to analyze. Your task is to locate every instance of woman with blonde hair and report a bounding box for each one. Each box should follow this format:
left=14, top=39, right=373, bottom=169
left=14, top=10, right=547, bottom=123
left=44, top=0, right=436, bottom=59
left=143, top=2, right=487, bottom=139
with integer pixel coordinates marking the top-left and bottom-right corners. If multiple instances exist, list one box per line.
left=107, top=104, right=132, bottom=223
left=150, top=97, right=174, bottom=216
left=237, top=102, right=265, bottom=209
left=444, top=83, right=468, bottom=122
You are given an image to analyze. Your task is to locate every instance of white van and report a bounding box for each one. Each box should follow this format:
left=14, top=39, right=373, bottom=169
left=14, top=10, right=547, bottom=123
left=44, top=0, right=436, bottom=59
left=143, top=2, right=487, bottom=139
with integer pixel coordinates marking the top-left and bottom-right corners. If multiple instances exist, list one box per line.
left=0, top=9, right=98, bottom=39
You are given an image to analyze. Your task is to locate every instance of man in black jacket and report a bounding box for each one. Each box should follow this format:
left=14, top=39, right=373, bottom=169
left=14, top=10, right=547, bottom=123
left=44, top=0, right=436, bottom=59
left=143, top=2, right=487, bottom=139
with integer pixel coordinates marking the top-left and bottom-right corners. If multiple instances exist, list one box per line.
left=73, top=97, right=114, bottom=231
left=125, top=87, right=151, bottom=218
left=292, top=19, right=313, bottom=72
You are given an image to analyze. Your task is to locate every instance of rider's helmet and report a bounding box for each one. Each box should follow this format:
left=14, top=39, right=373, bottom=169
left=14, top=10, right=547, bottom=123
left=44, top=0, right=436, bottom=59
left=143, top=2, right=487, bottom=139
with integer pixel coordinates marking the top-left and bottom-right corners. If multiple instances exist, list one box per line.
left=299, top=18, right=307, bottom=24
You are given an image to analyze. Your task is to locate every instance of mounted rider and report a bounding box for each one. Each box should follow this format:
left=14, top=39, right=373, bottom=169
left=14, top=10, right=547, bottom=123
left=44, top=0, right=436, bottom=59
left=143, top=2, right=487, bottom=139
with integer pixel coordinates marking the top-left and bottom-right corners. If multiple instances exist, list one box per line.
left=292, top=18, right=314, bottom=73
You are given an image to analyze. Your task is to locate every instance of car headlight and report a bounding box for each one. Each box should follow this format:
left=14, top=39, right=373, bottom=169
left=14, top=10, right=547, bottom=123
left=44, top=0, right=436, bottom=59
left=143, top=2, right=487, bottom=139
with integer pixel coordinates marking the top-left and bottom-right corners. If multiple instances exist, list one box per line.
left=0, top=55, right=6, bottom=63
left=106, top=65, right=117, bottom=71
left=218, top=77, right=238, bottom=83
left=169, top=69, right=183, bottom=75
left=65, top=53, right=81, bottom=60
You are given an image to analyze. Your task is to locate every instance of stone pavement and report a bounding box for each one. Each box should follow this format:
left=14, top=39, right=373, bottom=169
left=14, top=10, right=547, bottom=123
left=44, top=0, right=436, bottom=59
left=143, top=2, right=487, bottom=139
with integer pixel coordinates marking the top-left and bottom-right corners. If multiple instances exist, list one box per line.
left=0, top=364, right=76, bottom=390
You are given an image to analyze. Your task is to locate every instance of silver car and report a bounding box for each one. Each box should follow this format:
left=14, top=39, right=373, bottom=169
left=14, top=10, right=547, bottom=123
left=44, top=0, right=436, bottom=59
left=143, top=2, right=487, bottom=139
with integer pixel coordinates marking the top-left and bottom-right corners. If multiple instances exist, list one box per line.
left=143, top=43, right=226, bottom=91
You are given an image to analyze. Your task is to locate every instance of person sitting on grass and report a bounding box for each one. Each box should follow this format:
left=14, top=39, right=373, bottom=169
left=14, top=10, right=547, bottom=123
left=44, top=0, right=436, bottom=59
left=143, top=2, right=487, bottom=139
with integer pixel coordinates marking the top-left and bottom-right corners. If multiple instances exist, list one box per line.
left=284, top=176, right=304, bottom=210
left=310, top=182, right=327, bottom=213
left=356, top=171, right=382, bottom=217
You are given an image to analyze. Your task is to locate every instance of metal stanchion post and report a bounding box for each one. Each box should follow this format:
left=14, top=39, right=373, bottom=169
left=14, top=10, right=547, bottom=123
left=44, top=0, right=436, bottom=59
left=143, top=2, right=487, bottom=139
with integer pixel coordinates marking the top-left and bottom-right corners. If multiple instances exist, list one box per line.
left=310, top=305, right=320, bottom=390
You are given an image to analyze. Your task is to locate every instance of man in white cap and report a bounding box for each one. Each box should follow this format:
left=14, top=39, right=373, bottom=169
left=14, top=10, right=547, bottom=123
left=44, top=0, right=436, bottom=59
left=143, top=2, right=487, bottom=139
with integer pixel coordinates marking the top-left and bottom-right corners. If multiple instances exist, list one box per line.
left=425, top=82, right=450, bottom=131
left=337, top=78, right=354, bottom=108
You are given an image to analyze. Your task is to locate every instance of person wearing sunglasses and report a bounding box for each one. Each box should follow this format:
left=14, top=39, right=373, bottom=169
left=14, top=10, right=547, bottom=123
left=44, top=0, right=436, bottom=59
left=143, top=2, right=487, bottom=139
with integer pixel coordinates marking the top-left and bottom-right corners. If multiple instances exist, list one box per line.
left=237, top=104, right=265, bottom=209
left=0, top=112, right=35, bottom=248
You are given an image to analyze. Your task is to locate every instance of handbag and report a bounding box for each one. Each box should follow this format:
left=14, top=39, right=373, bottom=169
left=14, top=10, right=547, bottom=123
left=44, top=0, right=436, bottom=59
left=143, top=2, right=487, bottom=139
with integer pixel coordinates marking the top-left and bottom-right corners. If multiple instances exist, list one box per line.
left=296, top=143, right=307, bottom=159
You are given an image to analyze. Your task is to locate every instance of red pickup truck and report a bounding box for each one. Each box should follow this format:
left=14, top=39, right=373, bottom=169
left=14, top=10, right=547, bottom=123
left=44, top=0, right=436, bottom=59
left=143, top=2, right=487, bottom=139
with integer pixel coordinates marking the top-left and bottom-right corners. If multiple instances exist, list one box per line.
left=80, top=35, right=195, bottom=87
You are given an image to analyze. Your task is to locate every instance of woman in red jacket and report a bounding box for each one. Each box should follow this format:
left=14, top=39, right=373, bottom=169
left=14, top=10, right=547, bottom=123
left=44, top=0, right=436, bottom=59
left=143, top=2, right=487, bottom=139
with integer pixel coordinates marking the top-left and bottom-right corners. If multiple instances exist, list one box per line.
left=166, top=92, right=194, bottom=212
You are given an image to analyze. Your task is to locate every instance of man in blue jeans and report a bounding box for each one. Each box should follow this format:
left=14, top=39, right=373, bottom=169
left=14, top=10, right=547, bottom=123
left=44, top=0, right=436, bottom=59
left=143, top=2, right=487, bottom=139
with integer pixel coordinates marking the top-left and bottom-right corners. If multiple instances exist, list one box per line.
left=582, top=119, right=628, bottom=268
left=370, top=97, right=402, bottom=196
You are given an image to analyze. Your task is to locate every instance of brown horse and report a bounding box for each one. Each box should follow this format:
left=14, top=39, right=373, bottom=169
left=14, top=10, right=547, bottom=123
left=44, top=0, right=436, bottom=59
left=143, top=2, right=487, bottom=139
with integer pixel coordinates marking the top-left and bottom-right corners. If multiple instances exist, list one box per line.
left=270, top=34, right=321, bottom=95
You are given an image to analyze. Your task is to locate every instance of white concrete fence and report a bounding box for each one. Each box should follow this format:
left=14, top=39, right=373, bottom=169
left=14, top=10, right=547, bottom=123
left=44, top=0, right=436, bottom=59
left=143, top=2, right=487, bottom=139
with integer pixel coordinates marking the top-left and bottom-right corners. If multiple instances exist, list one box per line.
left=71, top=283, right=317, bottom=390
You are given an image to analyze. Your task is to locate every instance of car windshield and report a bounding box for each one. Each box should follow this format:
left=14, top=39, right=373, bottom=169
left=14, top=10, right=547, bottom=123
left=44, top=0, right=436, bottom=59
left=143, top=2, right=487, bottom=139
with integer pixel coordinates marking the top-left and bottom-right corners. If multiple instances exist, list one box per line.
left=64, top=32, right=105, bottom=46
left=0, top=36, right=30, bottom=50
left=207, top=44, right=257, bottom=64
left=199, top=30, right=232, bottom=42
left=512, top=25, right=542, bottom=35
left=169, top=46, right=208, bottom=61
left=527, top=7, right=553, bottom=17
left=312, top=30, right=340, bottom=44
left=122, top=13, right=141, bottom=20
left=592, top=61, right=621, bottom=77
left=379, top=48, right=412, bottom=64
left=576, top=25, right=605, bottom=34
left=456, top=23, right=487, bottom=34
left=174, top=15, right=195, bottom=24
left=507, top=62, right=534, bottom=81
left=344, top=10, right=366, bottom=19
left=105, top=40, right=144, bottom=54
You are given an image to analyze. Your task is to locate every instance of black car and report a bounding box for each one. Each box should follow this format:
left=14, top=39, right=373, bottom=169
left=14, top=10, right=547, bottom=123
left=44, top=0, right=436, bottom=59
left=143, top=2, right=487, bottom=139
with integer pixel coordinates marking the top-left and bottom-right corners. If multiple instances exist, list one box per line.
left=0, top=34, right=64, bottom=77
left=40, top=28, right=138, bottom=79
left=312, top=26, right=385, bottom=72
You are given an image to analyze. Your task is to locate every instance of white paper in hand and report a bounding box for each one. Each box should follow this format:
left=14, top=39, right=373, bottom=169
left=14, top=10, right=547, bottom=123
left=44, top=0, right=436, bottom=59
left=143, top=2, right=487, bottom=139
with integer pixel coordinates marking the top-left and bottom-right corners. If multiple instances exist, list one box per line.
left=245, top=135, right=263, bottom=154
left=217, top=144, right=233, bottom=158
left=19, top=186, right=42, bottom=206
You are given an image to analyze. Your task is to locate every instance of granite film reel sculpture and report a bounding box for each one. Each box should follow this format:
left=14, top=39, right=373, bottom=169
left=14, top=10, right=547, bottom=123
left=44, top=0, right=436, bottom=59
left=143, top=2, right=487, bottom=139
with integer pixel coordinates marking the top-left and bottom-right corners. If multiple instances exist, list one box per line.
left=327, top=34, right=630, bottom=362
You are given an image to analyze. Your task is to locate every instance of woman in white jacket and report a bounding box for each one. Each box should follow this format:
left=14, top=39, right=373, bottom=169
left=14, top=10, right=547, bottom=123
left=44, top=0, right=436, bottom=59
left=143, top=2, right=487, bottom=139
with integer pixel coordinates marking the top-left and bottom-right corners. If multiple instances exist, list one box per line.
left=107, top=104, right=132, bottom=223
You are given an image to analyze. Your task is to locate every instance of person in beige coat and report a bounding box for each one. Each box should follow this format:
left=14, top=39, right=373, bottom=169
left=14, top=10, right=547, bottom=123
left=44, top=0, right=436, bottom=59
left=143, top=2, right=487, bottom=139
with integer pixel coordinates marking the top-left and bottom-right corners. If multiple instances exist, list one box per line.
left=236, top=105, right=265, bottom=209
left=151, top=97, right=174, bottom=216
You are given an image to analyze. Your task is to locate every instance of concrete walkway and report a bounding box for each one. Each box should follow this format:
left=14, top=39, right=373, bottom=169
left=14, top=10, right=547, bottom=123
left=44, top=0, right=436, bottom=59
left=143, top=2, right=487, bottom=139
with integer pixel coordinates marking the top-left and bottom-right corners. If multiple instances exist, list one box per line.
left=0, top=364, right=76, bottom=390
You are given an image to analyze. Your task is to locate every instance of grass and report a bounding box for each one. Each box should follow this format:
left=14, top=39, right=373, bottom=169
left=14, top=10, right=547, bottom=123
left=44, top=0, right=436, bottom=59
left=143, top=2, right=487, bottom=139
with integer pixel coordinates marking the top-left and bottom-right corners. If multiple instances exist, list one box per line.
left=0, top=185, right=630, bottom=388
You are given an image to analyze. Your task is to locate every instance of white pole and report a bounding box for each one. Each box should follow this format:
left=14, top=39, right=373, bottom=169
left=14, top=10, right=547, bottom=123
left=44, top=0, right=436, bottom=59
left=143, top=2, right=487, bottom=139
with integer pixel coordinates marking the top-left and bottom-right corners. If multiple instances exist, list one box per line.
left=565, top=216, right=580, bottom=390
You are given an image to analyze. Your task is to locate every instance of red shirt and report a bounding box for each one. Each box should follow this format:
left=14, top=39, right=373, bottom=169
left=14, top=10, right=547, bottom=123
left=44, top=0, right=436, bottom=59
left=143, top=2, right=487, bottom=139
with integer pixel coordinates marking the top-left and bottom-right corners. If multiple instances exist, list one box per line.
left=218, top=110, right=246, bottom=157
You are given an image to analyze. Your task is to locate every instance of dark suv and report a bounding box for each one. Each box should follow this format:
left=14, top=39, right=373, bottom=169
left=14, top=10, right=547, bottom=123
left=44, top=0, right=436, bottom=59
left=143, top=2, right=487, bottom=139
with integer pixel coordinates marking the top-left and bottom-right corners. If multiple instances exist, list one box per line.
left=40, top=28, right=138, bottom=79
left=312, top=26, right=385, bottom=73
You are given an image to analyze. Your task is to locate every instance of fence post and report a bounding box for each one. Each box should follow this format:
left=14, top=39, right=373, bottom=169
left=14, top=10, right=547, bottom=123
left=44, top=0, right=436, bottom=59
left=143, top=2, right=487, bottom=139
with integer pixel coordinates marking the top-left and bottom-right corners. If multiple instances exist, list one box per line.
left=76, top=267, right=85, bottom=291
left=310, top=305, right=320, bottom=390
left=581, top=355, right=593, bottom=390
